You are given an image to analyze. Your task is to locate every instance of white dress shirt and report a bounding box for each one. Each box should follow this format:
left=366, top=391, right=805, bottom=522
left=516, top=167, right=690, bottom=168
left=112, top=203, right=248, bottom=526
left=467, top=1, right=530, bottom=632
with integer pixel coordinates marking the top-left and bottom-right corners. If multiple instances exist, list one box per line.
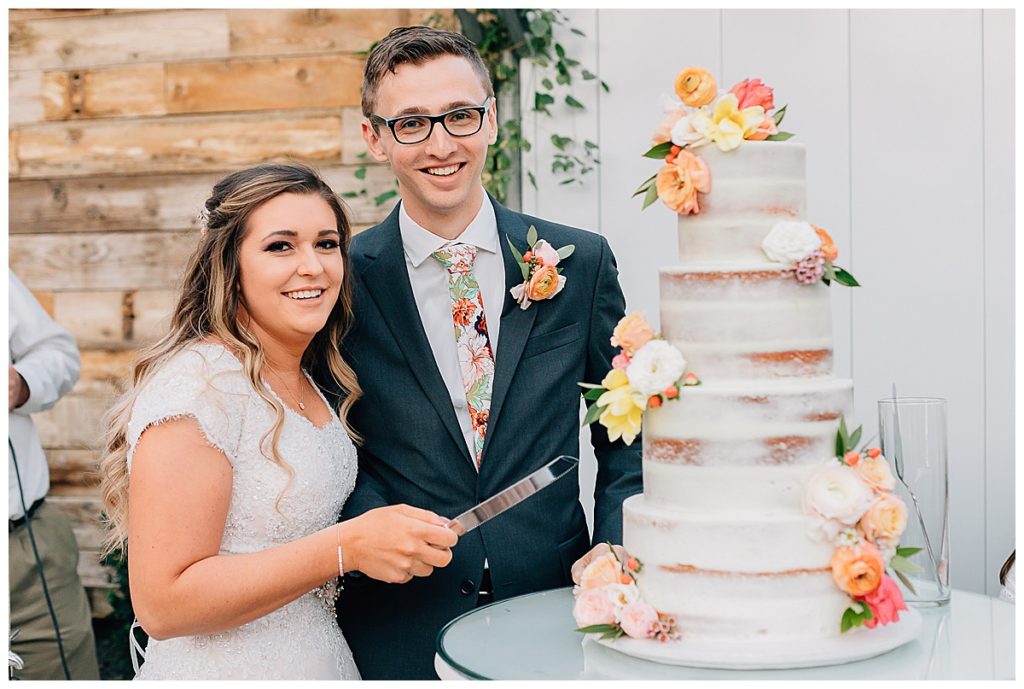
left=399, top=193, right=505, bottom=467
left=8, top=271, right=81, bottom=519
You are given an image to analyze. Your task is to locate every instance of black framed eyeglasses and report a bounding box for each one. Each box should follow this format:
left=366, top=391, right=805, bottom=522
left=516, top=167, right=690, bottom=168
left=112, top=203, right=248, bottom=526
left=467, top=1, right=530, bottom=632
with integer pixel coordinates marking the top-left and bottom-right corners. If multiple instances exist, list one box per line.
left=370, top=97, right=493, bottom=145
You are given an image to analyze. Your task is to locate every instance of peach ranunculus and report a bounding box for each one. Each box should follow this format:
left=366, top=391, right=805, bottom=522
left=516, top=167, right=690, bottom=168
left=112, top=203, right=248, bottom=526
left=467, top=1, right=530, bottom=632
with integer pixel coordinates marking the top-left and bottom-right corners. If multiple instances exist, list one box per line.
left=813, top=225, right=839, bottom=262
left=745, top=112, right=779, bottom=141
left=653, top=108, right=688, bottom=145
left=859, top=493, right=908, bottom=548
left=831, top=542, right=885, bottom=597
left=610, top=313, right=655, bottom=356
left=859, top=575, right=908, bottom=629
left=579, top=553, right=623, bottom=590
left=853, top=454, right=896, bottom=493
left=525, top=264, right=565, bottom=302
left=655, top=150, right=712, bottom=215
left=573, top=586, right=616, bottom=627
left=619, top=600, right=659, bottom=639
left=532, top=239, right=561, bottom=267
left=674, top=67, right=717, bottom=107
left=729, top=78, right=775, bottom=111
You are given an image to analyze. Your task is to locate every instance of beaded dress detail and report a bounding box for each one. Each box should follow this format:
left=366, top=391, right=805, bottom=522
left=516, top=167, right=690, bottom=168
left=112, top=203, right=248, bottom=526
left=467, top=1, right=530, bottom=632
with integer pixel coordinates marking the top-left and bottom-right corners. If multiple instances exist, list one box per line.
left=125, top=343, right=359, bottom=680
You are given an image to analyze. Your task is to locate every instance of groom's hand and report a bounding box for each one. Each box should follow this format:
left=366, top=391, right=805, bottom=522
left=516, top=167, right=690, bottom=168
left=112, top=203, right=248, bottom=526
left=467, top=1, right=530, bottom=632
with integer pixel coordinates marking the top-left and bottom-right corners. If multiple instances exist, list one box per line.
left=344, top=504, right=459, bottom=584
left=571, top=543, right=627, bottom=585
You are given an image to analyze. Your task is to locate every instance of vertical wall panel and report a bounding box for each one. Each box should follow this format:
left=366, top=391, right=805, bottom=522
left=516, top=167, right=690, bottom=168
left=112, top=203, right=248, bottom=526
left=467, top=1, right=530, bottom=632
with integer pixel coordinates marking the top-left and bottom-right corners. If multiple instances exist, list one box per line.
left=850, top=9, right=986, bottom=592
left=982, top=9, right=1015, bottom=596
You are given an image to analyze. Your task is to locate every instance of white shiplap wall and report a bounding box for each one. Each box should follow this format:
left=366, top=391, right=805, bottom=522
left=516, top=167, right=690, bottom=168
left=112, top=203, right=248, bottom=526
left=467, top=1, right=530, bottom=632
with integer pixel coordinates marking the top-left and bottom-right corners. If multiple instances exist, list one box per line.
left=523, top=8, right=1014, bottom=596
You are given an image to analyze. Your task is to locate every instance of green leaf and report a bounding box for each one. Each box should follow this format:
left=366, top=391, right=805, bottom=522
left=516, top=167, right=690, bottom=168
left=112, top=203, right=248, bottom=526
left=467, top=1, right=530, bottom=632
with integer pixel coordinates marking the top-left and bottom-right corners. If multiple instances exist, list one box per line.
left=559, top=178, right=576, bottom=185
left=571, top=27, right=586, bottom=37
left=557, top=244, right=575, bottom=260
left=575, top=624, right=616, bottom=635
left=600, top=80, right=610, bottom=93
left=840, top=601, right=874, bottom=633
left=527, top=171, right=537, bottom=189
left=835, top=427, right=846, bottom=459
left=354, top=166, right=367, bottom=181
left=556, top=72, right=571, bottom=86
left=849, top=425, right=863, bottom=450
left=765, top=131, right=795, bottom=141
left=583, top=388, right=605, bottom=401
left=578, top=382, right=604, bottom=389
left=555, top=42, right=566, bottom=59
left=529, top=17, right=550, bottom=36
left=582, top=69, right=597, bottom=80
left=773, top=104, right=788, bottom=126
left=632, top=173, right=657, bottom=198
left=823, top=263, right=837, bottom=281
left=526, top=225, right=538, bottom=247
left=839, top=416, right=850, bottom=449
left=890, top=555, right=926, bottom=575
left=534, top=92, right=555, bottom=113
left=833, top=266, right=861, bottom=287
left=566, top=95, right=585, bottom=109
left=373, top=189, right=398, bottom=206
left=582, top=402, right=605, bottom=426
left=893, top=568, right=918, bottom=596
left=551, top=134, right=572, bottom=151
left=542, top=78, right=553, bottom=90
left=356, top=151, right=369, bottom=160
left=641, top=182, right=660, bottom=210
left=584, top=139, right=599, bottom=151
left=897, top=546, right=923, bottom=558
left=643, top=141, right=673, bottom=159
left=599, top=627, right=625, bottom=640
left=505, top=237, right=528, bottom=280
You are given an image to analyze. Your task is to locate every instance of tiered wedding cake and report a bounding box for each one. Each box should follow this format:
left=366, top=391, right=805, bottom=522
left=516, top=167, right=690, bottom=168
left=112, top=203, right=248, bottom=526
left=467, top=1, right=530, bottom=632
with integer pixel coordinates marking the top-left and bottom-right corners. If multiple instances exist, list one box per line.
left=574, top=69, right=918, bottom=668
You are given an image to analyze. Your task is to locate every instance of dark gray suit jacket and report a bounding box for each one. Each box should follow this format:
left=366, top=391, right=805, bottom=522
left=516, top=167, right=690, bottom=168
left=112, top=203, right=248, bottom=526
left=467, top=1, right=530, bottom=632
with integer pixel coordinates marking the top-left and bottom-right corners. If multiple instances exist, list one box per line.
left=329, top=198, right=642, bottom=679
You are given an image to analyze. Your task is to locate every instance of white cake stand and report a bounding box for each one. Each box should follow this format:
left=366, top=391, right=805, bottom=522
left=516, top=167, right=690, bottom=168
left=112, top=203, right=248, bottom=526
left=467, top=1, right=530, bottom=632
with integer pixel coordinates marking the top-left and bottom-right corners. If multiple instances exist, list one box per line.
left=594, top=608, right=922, bottom=670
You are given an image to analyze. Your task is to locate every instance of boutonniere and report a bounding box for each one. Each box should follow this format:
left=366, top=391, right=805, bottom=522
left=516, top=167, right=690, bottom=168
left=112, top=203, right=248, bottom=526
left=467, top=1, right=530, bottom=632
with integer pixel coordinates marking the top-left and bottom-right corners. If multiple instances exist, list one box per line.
left=507, top=225, right=575, bottom=310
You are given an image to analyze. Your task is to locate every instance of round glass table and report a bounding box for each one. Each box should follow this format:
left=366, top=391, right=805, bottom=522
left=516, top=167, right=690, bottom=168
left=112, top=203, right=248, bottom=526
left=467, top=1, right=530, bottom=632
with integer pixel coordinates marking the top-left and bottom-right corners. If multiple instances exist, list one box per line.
left=435, top=586, right=1014, bottom=680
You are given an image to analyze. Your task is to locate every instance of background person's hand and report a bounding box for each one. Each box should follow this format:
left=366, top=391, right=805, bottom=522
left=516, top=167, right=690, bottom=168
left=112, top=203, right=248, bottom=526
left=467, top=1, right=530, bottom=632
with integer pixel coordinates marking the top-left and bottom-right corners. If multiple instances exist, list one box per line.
left=8, top=365, right=28, bottom=410
left=571, top=543, right=627, bottom=585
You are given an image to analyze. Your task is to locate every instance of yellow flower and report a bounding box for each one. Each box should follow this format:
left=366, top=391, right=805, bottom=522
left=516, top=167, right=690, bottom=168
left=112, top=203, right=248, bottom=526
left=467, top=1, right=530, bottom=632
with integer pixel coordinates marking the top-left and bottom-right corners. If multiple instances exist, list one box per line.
left=690, top=93, right=765, bottom=152
left=674, top=67, right=717, bottom=107
left=596, top=384, right=646, bottom=445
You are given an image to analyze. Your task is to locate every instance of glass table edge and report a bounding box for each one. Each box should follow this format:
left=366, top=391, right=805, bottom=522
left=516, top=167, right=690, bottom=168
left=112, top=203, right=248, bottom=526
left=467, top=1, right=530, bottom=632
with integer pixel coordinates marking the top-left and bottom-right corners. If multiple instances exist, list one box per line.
left=435, top=585, right=574, bottom=680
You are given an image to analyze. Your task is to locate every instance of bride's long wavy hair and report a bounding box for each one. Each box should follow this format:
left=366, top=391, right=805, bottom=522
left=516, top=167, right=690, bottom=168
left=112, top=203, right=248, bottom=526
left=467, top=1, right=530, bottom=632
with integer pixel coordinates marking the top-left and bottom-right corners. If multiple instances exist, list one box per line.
left=98, top=163, right=361, bottom=557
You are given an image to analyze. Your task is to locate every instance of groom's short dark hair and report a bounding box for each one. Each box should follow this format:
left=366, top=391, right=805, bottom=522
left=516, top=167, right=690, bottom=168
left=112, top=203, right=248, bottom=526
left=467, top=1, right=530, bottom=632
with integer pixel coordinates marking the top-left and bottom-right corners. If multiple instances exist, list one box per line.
left=361, top=26, right=494, bottom=119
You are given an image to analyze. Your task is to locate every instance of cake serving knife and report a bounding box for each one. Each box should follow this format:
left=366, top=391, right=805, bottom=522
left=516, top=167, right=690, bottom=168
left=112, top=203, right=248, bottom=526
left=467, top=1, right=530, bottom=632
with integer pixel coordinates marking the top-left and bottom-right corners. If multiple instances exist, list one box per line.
left=445, top=455, right=579, bottom=535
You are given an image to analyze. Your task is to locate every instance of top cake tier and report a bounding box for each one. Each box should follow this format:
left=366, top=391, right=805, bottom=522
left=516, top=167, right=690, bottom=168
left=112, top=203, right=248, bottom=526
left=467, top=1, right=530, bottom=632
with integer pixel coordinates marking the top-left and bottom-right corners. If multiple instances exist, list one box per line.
left=678, top=141, right=805, bottom=266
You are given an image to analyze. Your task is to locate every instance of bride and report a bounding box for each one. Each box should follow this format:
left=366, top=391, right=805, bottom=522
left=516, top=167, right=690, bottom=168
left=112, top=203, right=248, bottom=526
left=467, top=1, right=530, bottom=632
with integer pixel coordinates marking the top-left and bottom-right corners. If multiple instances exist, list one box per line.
left=98, top=163, right=458, bottom=680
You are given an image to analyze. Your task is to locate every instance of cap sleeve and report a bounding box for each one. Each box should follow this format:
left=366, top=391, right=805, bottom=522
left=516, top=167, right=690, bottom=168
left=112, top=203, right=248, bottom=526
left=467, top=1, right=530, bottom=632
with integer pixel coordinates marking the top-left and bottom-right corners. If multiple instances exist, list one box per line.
left=126, top=345, right=249, bottom=472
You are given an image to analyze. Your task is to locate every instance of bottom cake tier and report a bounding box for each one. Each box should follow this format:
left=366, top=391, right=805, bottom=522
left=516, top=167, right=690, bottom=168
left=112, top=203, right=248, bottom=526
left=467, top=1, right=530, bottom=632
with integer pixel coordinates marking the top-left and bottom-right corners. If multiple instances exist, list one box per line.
left=622, top=493, right=852, bottom=641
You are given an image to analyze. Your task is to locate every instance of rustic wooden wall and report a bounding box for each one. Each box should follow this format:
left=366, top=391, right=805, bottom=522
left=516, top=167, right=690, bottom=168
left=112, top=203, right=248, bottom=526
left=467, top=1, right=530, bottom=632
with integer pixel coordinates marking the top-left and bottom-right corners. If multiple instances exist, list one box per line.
left=8, top=7, right=452, bottom=615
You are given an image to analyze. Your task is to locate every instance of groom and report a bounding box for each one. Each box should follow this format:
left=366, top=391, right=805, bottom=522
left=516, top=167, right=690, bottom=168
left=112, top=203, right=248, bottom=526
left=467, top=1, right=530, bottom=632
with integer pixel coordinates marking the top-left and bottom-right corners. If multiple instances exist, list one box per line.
left=333, top=26, right=642, bottom=679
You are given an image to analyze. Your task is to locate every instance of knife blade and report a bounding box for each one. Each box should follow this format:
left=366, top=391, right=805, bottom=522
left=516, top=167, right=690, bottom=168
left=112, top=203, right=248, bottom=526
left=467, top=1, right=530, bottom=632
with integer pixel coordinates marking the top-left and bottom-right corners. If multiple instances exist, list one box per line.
left=445, top=455, right=579, bottom=536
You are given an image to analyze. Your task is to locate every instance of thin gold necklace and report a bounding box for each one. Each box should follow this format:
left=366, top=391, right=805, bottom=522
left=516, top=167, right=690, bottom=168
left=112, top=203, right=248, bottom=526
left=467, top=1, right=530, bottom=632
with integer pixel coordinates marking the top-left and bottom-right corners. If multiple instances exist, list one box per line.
left=266, top=365, right=306, bottom=411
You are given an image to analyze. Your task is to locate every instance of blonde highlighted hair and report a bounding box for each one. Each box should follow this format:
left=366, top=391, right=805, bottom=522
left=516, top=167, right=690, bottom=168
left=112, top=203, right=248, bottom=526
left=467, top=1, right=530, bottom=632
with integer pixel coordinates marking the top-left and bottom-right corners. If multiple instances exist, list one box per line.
left=98, top=163, right=361, bottom=557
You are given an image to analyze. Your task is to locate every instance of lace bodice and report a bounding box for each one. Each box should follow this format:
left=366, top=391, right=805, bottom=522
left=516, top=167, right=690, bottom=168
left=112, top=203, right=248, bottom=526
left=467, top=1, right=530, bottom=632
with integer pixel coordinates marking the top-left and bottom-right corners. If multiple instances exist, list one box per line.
left=125, top=342, right=359, bottom=680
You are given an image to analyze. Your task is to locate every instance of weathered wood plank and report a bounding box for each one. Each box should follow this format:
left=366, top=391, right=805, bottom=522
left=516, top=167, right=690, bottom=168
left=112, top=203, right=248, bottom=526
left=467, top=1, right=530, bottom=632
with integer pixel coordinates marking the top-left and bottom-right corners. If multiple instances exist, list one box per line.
left=9, top=9, right=230, bottom=71
left=47, top=450, right=103, bottom=488
left=35, top=393, right=113, bottom=450
left=10, top=129, right=20, bottom=177
left=78, top=548, right=114, bottom=590
left=72, top=64, right=167, bottom=120
left=29, top=289, right=55, bottom=317
left=11, top=230, right=196, bottom=291
left=50, top=496, right=105, bottom=549
left=10, top=9, right=144, bottom=21
left=52, top=291, right=176, bottom=352
left=9, top=70, right=45, bottom=124
left=10, top=163, right=395, bottom=233
left=13, top=110, right=346, bottom=178
left=227, top=9, right=412, bottom=57
left=167, top=54, right=363, bottom=114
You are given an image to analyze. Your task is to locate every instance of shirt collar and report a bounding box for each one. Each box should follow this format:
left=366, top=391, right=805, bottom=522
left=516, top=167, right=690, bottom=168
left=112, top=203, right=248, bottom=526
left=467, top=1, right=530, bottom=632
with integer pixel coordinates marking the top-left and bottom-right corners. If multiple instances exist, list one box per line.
left=399, top=191, right=498, bottom=268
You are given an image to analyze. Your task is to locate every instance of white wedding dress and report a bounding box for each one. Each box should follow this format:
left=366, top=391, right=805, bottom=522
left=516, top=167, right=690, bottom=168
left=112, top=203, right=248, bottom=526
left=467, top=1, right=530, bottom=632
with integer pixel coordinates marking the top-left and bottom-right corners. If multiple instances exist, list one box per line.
left=125, top=342, right=360, bottom=680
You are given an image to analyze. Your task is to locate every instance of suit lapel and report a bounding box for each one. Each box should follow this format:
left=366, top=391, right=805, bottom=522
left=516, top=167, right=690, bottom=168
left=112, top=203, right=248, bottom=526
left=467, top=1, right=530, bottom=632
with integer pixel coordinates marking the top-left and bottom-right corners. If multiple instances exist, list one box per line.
left=357, top=208, right=472, bottom=465
left=481, top=200, right=539, bottom=462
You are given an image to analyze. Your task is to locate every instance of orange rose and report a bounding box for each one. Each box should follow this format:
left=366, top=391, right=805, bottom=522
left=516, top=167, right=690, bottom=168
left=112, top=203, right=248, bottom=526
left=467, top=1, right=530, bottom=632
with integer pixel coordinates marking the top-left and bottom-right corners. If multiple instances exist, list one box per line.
left=831, top=542, right=885, bottom=597
left=853, top=455, right=896, bottom=493
left=859, top=493, right=908, bottom=547
left=526, top=264, right=563, bottom=302
left=610, top=313, right=654, bottom=356
left=579, top=553, right=622, bottom=590
left=813, top=225, right=839, bottom=262
left=656, top=151, right=711, bottom=216
left=674, top=67, right=717, bottom=107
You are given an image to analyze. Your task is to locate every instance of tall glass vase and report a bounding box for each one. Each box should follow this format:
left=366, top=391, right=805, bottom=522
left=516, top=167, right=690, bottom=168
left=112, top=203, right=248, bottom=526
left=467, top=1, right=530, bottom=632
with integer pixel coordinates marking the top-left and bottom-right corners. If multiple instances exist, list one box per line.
left=878, top=397, right=950, bottom=607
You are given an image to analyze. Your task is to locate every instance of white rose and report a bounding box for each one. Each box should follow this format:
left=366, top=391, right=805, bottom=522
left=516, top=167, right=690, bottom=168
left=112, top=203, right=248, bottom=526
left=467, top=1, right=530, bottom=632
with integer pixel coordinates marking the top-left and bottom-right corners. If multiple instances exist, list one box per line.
left=762, top=221, right=822, bottom=264
left=803, top=464, right=875, bottom=526
left=604, top=582, right=641, bottom=622
left=670, top=112, right=708, bottom=148
left=626, top=340, right=687, bottom=397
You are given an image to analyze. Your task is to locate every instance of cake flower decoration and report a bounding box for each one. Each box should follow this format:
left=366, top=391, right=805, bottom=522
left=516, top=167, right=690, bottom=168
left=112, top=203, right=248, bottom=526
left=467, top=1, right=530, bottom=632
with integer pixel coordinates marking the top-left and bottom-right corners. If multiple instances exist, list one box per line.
left=761, top=221, right=861, bottom=287
left=635, top=67, right=794, bottom=214
left=507, top=225, right=574, bottom=310
left=803, top=416, right=921, bottom=632
left=579, top=313, right=696, bottom=446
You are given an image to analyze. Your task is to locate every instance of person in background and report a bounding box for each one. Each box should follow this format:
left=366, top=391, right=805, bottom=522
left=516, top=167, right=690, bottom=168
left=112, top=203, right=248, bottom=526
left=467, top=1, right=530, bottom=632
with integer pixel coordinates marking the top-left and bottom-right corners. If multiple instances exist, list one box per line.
left=9, top=270, right=100, bottom=680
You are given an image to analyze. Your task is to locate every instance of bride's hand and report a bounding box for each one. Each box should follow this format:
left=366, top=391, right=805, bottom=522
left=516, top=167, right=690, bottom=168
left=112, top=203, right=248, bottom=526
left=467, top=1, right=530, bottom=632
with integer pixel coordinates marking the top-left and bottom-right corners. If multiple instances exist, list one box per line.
left=342, top=504, right=459, bottom=584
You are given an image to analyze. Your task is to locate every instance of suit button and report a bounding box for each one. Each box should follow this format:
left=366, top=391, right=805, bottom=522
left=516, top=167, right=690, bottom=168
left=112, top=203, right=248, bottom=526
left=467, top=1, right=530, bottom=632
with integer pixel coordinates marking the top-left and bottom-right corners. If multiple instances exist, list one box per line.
left=460, top=580, right=476, bottom=596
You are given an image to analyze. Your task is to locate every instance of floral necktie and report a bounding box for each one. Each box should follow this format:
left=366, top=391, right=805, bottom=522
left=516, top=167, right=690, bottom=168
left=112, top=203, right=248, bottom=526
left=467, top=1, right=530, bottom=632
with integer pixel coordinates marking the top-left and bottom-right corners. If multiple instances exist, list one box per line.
left=431, top=244, right=495, bottom=468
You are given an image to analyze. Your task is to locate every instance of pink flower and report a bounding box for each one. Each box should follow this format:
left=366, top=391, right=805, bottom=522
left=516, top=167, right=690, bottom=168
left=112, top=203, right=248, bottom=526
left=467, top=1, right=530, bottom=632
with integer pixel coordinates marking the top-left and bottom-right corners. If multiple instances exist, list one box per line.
left=532, top=239, right=561, bottom=267
left=573, top=587, right=616, bottom=627
left=611, top=353, right=630, bottom=369
left=859, top=575, right=908, bottom=628
left=729, top=78, right=775, bottom=111
left=745, top=112, right=779, bottom=141
left=610, top=314, right=655, bottom=357
left=619, top=600, right=659, bottom=639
